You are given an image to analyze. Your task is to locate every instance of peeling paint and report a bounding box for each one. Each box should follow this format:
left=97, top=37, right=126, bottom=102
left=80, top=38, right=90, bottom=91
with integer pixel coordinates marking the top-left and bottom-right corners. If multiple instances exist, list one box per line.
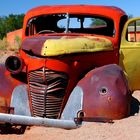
left=41, top=36, right=113, bottom=56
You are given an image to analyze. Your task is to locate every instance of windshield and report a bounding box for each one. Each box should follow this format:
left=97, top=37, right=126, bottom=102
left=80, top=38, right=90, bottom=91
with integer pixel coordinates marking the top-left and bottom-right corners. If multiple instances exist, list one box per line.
left=25, top=13, right=114, bottom=37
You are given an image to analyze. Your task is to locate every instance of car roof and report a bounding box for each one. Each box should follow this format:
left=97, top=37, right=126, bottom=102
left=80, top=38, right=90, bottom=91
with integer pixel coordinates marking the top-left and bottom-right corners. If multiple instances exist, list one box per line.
left=24, top=5, right=127, bottom=23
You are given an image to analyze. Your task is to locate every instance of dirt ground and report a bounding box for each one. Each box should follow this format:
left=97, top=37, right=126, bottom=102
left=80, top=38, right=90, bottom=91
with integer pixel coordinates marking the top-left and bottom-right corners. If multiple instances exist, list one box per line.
left=0, top=51, right=140, bottom=140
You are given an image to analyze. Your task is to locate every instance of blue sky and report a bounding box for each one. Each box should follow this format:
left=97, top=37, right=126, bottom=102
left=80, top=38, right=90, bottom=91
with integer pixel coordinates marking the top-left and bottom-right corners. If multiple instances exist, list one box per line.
left=0, top=0, right=140, bottom=17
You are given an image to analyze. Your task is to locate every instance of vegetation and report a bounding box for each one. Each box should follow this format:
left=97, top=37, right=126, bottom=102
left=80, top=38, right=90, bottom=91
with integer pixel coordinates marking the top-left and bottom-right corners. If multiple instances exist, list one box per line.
left=0, top=35, right=22, bottom=51
left=0, top=14, right=24, bottom=39
left=0, top=37, right=8, bottom=50
left=8, top=35, right=22, bottom=51
left=90, top=18, right=106, bottom=27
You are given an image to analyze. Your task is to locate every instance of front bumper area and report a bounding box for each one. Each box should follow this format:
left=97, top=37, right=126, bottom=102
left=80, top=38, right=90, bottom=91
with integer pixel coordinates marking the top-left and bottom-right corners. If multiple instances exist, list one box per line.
left=0, top=113, right=80, bottom=129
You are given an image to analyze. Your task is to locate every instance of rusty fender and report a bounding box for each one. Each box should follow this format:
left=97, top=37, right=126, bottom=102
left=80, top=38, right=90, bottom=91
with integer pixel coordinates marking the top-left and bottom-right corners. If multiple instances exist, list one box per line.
left=0, top=64, right=26, bottom=108
left=80, top=64, right=131, bottom=120
left=61, top=64, right=131, bottom=121
left=0, top=113, right=80, bottom=129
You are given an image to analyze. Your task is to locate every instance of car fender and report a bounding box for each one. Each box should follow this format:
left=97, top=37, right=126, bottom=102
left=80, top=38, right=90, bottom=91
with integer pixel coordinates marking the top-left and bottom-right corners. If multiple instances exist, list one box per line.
left=10, top=84, right=31, bottom=116
left=0, top=64, right=26, bottom=111
left=61, top=64, right=131, bottom=121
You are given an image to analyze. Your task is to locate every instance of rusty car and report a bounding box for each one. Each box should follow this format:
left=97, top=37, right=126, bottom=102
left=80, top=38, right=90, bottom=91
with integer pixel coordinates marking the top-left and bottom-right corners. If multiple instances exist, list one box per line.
left=0, top=5, right=140, bottom=130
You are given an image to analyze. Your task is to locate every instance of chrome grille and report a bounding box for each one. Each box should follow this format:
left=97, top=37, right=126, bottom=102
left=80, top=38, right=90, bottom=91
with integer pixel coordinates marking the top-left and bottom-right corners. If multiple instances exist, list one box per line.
left=28, top=68, right=68, bottom=118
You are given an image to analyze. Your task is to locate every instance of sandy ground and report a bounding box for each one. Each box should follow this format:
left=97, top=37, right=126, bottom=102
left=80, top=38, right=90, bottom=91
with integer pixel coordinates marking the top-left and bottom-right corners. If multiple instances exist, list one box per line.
left=0, top=51, right=140, bottom=140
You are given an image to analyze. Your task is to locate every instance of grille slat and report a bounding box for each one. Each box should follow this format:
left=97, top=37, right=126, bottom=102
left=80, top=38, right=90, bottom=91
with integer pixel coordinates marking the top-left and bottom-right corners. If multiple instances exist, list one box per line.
left=32, top=100, right=44, bottom=105
left=28, top=67, right=68, bottom=118
left=30, top=89, right=45, bottom=94
left=30, top=92, right=45, bottom=96
left=29, top=82, right=46, bottom=88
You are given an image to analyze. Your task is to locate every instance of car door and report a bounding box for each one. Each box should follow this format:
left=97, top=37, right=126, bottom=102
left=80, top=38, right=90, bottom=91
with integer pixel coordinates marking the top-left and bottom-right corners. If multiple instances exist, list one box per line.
left=119, top=18, right=140, bottom=91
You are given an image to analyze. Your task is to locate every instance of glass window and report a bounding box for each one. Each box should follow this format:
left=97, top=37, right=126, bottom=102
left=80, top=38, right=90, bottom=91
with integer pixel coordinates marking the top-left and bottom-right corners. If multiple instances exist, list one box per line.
left=26, top=14, right=114, bottom=37
left=127, top=20, right=140, bottom=42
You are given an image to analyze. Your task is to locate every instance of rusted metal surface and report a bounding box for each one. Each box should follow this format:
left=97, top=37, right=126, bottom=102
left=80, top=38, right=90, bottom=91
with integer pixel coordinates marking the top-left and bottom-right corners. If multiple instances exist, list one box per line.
left=42, top=36, right=113, bottom=56
left=22, top=36, right=113, bottom=57
left=28, top=67, right=68, bottom=118
left=0, top=64, right=26, bottom=107
left=20, top=49, right=120, bottom=118
left=0, top=4, right=132, bottom=127
left=22, top=36, right=61, bottom=56
left=19, top=5, right=127, bottom=121
left=61, top=64, right=131, bottom=121
left=78, top=64, right=131, bottom=120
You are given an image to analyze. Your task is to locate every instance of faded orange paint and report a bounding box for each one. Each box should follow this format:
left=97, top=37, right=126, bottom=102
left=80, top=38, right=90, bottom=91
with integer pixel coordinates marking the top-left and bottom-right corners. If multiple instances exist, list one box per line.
left=7, top=29, right=22, bottom=48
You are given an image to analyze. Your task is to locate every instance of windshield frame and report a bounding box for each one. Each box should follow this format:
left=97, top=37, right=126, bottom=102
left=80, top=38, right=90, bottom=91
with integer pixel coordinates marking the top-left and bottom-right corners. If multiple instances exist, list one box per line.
left=25, top=13, right=115, bottom=37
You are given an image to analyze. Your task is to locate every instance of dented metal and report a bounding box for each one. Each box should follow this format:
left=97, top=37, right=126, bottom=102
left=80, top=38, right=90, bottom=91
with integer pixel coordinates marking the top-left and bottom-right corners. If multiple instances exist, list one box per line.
left=61, top=64, right=131, bottom=121
left=79, top=64, right=131, bottom=120
left=0, top=5, right=137, bottom=128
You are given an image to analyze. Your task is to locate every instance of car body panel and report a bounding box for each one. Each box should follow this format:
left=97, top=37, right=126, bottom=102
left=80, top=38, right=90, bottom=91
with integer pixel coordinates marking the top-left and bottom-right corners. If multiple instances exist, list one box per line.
left=42, top=36, right=113, bottom=56
left=119, top=17, right=140, bottom=90
left=18, top=5, right=129, bottom=120
left=0, top=64, right=26, bottom=113
left=0, top=5, right=133, bottom=126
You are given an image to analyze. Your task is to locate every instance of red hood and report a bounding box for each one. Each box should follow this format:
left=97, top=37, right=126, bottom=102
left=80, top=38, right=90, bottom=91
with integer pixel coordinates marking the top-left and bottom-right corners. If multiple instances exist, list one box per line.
left=22, top=36, right=62, bottom=56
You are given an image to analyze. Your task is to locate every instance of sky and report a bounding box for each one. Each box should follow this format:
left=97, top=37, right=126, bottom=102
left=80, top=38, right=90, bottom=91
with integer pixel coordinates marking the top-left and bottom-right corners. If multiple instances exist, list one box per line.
left=0, top=0, right=140, bottom=17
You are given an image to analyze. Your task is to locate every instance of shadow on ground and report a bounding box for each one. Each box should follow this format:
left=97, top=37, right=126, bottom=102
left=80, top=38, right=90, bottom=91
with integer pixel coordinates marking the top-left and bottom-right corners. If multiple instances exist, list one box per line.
left=130, top=96, right=140, bottom=116
left=0, top=124, right=27, bottom=134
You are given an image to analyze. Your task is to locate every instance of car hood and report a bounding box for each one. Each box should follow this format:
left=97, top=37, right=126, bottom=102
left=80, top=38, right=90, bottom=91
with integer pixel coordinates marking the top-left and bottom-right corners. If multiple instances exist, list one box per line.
left=22, top=35, right=113, bottom=56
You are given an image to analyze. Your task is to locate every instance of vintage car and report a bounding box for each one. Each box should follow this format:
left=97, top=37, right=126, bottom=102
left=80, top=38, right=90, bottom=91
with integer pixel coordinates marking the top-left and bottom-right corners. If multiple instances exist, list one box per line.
left=0, top=5, right=139, bottom=129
